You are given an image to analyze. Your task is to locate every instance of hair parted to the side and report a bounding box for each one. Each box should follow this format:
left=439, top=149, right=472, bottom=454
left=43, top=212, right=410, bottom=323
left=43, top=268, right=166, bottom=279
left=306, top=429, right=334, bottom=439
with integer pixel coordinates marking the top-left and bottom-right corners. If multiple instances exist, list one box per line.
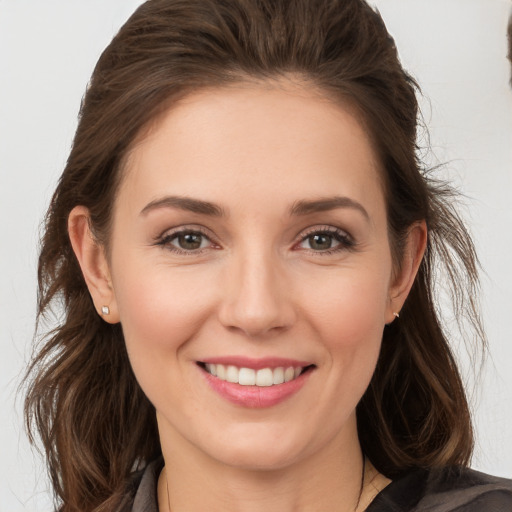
left=24, top=0, right=484, bottom=510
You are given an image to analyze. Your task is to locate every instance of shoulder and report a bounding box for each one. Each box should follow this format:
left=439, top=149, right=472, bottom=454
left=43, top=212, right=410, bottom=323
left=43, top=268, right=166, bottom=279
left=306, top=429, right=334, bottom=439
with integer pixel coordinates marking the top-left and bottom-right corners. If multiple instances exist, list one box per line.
left=367, top=466, right=512, bottom=512
left=416, top=466, right=512, bottom=512
left=119, top=457, right=164, bottom=512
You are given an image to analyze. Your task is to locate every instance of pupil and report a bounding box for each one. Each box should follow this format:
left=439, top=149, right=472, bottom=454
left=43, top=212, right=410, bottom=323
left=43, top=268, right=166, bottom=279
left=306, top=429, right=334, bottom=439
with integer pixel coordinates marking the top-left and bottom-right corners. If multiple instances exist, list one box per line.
left=179, top=233, right=202, bottom=250
left=310, top=234, right=332, bottom=250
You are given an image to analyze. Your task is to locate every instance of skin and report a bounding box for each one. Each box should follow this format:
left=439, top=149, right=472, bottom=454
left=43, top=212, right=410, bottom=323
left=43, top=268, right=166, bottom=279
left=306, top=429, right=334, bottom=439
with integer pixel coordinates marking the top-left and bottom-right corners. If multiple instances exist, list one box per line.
left=69, top=80, right=426, bottom=512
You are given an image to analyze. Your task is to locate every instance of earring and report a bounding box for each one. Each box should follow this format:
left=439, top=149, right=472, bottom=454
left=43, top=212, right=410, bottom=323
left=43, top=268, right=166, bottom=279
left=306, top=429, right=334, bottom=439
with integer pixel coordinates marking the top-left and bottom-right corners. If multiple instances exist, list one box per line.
left=393, top=311, right=400, bottom=319
left=101, top=305, right=110, bottom=315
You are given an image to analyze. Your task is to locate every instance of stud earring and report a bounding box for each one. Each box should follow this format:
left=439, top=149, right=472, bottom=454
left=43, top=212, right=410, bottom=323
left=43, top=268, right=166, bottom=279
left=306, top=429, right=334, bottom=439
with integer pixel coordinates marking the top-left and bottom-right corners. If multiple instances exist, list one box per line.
left=393, top=311, right=400, bottom=319
left=101, top=306, right=110, bottom=315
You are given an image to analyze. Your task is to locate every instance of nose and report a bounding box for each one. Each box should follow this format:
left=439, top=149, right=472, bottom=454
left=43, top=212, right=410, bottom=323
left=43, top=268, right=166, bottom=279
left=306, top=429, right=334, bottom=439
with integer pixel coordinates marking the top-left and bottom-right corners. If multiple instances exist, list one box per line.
left=217, top=249, right=296, bottom=338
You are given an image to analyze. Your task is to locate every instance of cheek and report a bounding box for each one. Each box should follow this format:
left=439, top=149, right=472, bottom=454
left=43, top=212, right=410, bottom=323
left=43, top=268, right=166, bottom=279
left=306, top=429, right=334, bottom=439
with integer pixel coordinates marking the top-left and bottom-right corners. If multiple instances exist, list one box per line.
left=111, top=259, right=214, bottom=356
left=297, top=263, right=390, bottom=411
left=110, top=262, right=217, bottom=411
left=303, top=266, right=390, bottom=351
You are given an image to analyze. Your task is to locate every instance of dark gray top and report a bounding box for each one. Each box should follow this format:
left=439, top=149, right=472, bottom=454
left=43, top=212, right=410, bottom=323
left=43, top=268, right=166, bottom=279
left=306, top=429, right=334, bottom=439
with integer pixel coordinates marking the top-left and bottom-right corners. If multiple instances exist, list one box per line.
left=124, top=458, right=512, bottom=511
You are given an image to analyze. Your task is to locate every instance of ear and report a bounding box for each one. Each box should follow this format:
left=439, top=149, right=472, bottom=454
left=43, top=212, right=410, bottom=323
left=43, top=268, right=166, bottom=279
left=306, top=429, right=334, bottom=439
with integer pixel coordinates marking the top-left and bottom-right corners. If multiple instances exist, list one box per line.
left=386, top=221, right=427, bottom=324
left=68, top=206, right=120, bottom=324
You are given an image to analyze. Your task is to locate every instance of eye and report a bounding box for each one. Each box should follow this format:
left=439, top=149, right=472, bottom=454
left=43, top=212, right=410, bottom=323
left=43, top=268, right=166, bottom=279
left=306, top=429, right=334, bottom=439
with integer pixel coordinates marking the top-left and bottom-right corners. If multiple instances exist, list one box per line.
left=173, top=232, right=208, bottom=250
left=157, top=228, right=215, bottom=253
left=297, top=227, right=354, bottom=253
left=302, top=233, right=338, bottom=251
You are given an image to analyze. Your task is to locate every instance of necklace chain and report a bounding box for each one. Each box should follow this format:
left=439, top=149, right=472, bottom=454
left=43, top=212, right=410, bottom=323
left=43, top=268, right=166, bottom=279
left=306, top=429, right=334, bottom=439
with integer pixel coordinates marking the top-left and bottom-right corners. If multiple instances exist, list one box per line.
left=165, top=467, right=171, bottom=512
left=163, top=457, right=382, bottom=512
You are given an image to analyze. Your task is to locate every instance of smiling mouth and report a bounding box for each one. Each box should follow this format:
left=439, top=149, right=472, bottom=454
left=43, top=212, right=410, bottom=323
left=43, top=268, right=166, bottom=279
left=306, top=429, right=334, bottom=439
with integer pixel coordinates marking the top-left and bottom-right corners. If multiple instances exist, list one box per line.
left=198, top=363, right=315, bottom=387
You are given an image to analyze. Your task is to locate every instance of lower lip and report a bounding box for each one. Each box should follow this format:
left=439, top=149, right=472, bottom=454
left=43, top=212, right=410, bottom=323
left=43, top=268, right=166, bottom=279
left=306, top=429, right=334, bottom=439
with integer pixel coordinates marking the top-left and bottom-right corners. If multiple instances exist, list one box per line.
left=201, top=368, right=312, bottom=408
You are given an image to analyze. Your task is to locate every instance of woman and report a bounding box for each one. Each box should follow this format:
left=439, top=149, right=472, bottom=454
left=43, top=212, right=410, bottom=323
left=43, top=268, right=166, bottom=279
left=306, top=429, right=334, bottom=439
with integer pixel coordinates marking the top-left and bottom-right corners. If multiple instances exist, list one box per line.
left=24, top=0, right=512, bottom=511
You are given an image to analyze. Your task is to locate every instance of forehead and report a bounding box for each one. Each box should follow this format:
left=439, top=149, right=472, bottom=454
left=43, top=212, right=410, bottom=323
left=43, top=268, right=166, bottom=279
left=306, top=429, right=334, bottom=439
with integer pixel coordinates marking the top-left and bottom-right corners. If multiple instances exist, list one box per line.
left=118, top=81, right=385, bottom=218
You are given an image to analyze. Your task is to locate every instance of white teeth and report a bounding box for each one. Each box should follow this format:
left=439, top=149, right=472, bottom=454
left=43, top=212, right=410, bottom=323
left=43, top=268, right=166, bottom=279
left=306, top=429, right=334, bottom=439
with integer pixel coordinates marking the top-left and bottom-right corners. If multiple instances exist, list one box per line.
left=204, top=363, right=306, bottom=386
left=284, top=367, right=295, bottom=382
left=216, top=364, right=226, bottom=380
left=239, top=368, right=256, bottom=385
left=273, top=367, right=284, bottom=385
left=255, top=368, right=273, bottom=387
left=226, top=365, right=239, bottom=383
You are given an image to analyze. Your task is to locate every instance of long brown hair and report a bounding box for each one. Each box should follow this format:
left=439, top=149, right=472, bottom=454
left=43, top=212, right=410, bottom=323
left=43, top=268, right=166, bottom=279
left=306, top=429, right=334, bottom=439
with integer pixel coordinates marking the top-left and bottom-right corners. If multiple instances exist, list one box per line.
left=24, top=0, right=484, bottom=510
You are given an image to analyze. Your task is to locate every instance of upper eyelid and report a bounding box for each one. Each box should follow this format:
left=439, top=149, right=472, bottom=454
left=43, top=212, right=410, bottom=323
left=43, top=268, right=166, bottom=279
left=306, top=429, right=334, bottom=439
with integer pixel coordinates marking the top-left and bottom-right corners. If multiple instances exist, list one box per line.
left=158, top=224, right=216, bottom=241
left=159, top=225, right=350, bottom=238
left=155, top=224, right=353, bottom=249
left=297, top=225, right=352, bottom=240
left=300, top=225, right=347, bottom=234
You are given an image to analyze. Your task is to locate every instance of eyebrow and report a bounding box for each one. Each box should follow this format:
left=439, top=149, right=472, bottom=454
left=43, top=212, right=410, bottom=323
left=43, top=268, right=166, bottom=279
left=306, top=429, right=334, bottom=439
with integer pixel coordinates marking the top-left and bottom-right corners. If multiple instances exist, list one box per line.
left=140, top=196, right=225, bottom=217
left=289, top=196, right=370, bottom=220
left=140, top=194, right=369, bottom=220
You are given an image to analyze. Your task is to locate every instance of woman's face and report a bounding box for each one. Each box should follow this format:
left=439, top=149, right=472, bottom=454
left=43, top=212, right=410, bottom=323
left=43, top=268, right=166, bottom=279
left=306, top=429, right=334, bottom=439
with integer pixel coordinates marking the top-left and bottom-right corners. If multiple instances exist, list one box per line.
left=105, top=82, right=406, bottom=470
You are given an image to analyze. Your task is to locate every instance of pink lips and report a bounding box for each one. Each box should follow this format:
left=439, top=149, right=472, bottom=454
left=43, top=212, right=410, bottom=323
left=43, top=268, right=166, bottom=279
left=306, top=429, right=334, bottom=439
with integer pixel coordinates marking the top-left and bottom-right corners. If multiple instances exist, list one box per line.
left=199, top=356, right=314, bottom=408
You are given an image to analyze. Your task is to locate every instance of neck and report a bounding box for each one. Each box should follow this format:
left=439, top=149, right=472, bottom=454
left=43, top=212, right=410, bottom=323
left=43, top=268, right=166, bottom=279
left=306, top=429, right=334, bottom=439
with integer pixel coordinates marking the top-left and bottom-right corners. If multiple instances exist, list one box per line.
left=157, top=417, right=389, bottom=512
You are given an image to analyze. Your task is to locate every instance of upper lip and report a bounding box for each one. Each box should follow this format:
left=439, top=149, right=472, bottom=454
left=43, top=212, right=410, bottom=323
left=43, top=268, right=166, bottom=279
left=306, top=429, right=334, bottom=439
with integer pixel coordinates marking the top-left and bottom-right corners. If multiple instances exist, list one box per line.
left=198, top=356, right=314, bottom=370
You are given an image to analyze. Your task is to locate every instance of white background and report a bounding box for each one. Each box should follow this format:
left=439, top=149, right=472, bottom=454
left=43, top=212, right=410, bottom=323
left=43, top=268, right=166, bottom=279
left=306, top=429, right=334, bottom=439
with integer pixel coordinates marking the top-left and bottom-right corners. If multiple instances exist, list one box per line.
left=1, top=1, right=511, bottom=510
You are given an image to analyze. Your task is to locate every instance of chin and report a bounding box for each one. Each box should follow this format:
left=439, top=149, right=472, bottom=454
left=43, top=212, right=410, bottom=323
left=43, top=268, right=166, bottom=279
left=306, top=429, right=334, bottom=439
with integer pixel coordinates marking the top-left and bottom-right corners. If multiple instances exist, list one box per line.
left=195, top=423, right=326, bottom=472
left=211, top=443, right=303, bottom=472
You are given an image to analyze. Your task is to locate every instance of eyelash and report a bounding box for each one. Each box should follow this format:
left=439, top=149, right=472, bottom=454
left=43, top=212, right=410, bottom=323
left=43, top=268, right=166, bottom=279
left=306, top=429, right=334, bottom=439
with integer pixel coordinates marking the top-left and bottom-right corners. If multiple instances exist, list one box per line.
left=155, top=226, right=217, bottom=255
left=296, top=226, right=355, bottom=255
left=155, top=225, right=355, bottom=256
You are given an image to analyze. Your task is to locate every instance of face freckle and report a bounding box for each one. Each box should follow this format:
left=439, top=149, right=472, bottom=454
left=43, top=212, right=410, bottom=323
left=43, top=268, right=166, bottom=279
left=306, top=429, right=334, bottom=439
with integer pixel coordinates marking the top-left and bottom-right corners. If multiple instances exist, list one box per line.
left=108, top=80, right=396, bottom=471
